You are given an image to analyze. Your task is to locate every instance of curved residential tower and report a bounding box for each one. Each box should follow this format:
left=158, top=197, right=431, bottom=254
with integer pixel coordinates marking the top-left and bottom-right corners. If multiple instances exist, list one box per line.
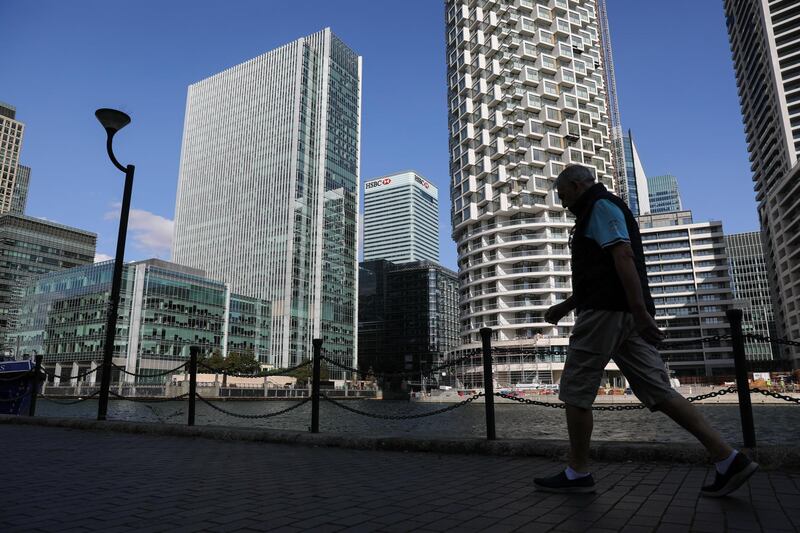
left=446, top=0, right=615, bottom=352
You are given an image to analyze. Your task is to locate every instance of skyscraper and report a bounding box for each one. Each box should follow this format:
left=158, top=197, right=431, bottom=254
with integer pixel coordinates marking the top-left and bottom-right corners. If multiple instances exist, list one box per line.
left=446, top=0, right=615, bottom=350
left=0, top=214, right=96, bottom=353
left=724, top=0, right=800, bottom=364
left=363, top=171, right=440, bottom=264
left=0, top=103, right=25, bottom=214
left=647, top=174, right=683, bottom=214
left=10, top=164, right=29, bottom=215
left=622, top=130, right=650, bottom=216
left=725, top=232, right=777, bottom=361
left=172, top=29, right=361, bottom=372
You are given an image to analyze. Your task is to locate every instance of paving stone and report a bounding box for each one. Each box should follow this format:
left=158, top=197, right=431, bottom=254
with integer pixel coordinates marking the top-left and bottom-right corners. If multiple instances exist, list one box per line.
left=1, top=425, right=796, bottom=533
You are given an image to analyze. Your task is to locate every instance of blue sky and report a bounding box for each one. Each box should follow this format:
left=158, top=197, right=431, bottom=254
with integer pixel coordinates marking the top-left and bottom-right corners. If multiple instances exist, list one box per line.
left=0, top=0, right=756, bottom=271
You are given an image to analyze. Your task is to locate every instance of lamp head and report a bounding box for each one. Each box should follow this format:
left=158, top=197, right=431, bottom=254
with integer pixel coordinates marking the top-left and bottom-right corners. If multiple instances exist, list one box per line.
left=95, top=108, right=131, bottom=135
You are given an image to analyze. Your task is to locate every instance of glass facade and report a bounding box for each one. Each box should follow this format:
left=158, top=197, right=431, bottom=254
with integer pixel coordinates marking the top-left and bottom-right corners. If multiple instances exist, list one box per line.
left=172, top=29, right=360, bottom=375
left=10, top=259, right=271, bottom=383
left=0, top=104, right=24, bottom=214
left=358, top=260, right=459, bottom=388
left=0, top=214, right=96, bottom=354
left=9, top=165, right=29, bottom=216
left=647, top=174, right=683, bottom=214
left=725, top=231, right=777, bottom=361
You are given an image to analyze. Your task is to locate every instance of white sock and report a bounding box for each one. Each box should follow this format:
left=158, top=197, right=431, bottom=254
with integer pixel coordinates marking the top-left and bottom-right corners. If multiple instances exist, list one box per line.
left=565, top=466, right=590, bottom=480
left=715, top=450, right=738, bottom=474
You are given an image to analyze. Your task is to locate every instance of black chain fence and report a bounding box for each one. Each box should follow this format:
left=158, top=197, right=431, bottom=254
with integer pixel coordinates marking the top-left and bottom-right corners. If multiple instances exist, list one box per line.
left=194, top=393, right=311, bottom=419
left=323, top=392, right=485, bottom=420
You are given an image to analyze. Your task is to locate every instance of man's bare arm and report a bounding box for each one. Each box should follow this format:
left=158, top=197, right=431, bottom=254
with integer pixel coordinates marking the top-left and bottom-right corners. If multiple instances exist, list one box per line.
left=608, top=242, right=663, bottom=344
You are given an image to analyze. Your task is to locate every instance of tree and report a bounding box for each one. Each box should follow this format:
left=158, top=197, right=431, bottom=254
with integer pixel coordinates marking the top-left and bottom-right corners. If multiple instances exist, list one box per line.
left=225, top=350, right=260, bottom=374
left=288, top=359, right=329, bottom=387
left=198, top=348, right=226, bottom=373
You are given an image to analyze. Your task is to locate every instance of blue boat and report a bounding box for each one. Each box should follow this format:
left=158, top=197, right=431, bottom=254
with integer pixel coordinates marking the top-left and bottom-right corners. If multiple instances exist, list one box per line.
left=0, top=360, right=39, bottom=415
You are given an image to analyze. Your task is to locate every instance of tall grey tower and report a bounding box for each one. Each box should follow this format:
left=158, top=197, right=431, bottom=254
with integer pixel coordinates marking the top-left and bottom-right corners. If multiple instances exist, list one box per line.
left=0, top=103, right=25, bottom=214
left=724, top=0, right=800, bottom=364
left=172, top=29, right=362, bottom=371
left=363, top=171, right=440, bottom=264
left=446, top=0, right=615, bottom=350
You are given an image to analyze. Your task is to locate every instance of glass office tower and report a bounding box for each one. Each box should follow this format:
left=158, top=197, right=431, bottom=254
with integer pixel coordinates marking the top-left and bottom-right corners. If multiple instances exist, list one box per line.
left=363, top=171, right=440, bottom=264
left=172, top=29, right=361, bottom=374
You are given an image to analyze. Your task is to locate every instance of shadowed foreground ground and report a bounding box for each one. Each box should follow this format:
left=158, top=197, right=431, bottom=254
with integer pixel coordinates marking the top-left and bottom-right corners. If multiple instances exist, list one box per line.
left=2, top=425, right=798, bottom=532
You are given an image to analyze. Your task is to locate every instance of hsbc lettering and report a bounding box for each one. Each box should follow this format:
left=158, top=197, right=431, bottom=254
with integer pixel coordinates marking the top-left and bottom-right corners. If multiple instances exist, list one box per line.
left=366, top=177, right=392, bottom=190
left=414, top=176, right=430, bottom=189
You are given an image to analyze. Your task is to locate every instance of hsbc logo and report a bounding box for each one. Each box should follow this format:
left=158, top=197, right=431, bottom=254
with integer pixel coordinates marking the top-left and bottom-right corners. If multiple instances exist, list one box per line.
left=366, top=178, right=392, bottom=189
left=415, top=176, right=430, bottom=189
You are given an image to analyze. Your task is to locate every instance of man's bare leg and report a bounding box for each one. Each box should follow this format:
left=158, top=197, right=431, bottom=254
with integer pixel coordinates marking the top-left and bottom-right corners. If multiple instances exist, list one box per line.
left=656, top=395, right=733, bottom=461
left=566, top=404, right=593, bottom=472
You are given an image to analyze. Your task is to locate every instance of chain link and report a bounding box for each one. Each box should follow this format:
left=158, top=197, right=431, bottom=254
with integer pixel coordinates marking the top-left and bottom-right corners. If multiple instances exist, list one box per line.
left=323, top=392, right=485, bottom=419
left=743, top=333, right=800, bottom=347
left=495, top=386, right=745, bottom=411
left=39, top=391, right=101, bottom=405
left=111, top=362, right=188, bottom=378
left=750, top=387, right=800, bottom=404
left=197, top=359, right=311, bottom=378
left=657, top=334, right=731, bottom=348
left=194, top=393, right=312, bottom=419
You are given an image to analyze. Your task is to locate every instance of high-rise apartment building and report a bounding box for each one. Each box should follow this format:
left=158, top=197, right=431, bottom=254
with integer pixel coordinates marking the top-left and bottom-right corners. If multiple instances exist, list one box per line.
left=10, top=259, right=271, bottom=382
left=172, top=29, right=361, bottom=374
left=647, top=174, right=683, bottom=214
left=0, top=103, right=25, bottom=214
left=446, top=0, right=615, bottom=350
left=0, top=214, right=96, bottom=353
left=362, top=171, right=439, bottom=264
left=725, top=231, right=777, bottom=361
left=622, top=130, right=650, bottom=216
left=9, top=165, right=29, bottom=215
left=637, top=211, right=737, bottom=377
left=724, top=0, right=800, bottom=365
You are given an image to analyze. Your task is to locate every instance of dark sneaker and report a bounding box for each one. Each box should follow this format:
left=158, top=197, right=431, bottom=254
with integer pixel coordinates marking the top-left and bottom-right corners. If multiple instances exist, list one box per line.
left=534, top=471, right=596, bottom=493
left=701, top=453, right=759, bottom=498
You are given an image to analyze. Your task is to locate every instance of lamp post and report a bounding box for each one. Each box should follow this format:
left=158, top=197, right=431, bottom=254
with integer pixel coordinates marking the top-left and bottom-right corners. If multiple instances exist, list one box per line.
left=95, top=108, right=134, bottom=421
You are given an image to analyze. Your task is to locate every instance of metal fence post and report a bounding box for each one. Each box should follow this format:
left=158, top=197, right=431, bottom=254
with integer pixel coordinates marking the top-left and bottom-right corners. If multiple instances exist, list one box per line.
left=188, top=347, right=198, bottom=427
left=311, top=338, right=322, bottom=433
left=726, top=309, right=756, bottom=448
left=480, top=328, right=496, bottom=440
left=28, top=354, right=42, bottom=417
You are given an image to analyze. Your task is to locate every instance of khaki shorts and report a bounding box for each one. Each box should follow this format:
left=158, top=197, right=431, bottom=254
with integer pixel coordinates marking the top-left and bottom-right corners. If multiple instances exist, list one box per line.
left=558, top=309, right=679, bottom=411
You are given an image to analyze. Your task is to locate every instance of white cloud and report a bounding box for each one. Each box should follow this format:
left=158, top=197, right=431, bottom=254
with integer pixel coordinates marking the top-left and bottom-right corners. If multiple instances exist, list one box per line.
left=105, top=205, right=174, bottom=258
left=94, top=253, right=113, bottom=263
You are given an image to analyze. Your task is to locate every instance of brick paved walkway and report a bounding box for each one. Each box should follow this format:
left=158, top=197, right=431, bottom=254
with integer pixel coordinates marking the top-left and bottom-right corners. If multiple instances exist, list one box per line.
left=2, top=425, right=798, bottom=532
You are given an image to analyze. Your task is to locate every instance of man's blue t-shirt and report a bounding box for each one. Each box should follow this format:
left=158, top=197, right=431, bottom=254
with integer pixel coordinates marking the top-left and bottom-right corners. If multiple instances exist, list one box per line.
left=584, top=199, right=630, bottom=248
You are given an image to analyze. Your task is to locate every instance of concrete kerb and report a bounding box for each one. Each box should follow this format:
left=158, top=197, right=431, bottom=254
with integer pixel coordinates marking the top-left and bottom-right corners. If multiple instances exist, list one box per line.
left=2, top=414, right=798, bottom=470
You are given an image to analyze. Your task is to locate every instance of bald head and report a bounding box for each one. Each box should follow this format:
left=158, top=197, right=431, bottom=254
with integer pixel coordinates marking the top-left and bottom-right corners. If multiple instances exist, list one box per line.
left=554, top=165, right=596, bottom=210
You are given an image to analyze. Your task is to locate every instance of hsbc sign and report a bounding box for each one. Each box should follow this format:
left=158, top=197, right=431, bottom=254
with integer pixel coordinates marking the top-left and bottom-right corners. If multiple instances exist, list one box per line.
left=415, top=176, right=430, bottom=189
left=365, top=178, right=392, bottom=190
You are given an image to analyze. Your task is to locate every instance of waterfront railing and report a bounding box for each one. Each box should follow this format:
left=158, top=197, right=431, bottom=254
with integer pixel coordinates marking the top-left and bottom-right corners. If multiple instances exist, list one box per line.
left=1, top=309, right=798, bottom=448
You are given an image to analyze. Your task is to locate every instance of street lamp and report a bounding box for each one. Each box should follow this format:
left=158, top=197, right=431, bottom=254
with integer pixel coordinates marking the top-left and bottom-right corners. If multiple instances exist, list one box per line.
left=95, top=108, right=135, bottom=421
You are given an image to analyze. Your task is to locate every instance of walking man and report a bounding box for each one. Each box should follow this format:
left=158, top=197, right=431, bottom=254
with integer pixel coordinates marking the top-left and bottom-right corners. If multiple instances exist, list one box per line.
left=533, top=165, right=758, bottom=497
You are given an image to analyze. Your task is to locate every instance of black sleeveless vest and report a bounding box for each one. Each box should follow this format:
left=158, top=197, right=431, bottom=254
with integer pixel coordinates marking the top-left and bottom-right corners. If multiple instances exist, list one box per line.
left=569, top=183, right=655, bottom=316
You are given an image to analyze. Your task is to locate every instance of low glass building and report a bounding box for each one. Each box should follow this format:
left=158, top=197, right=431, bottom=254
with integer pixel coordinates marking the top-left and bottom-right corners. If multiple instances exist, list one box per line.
left=10, top=258, right=270, bottom=382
